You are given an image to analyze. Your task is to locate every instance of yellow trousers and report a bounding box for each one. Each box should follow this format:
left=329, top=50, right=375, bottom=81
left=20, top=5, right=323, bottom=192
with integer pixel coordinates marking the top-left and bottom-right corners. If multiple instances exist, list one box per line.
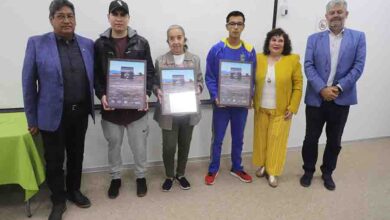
left=252, top=108, right=292, bottom=176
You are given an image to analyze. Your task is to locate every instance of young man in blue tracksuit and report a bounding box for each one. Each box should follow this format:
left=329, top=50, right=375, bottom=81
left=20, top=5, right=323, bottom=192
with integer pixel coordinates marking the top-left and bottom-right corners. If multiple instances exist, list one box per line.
left=205, top=11, right=256, bottom=185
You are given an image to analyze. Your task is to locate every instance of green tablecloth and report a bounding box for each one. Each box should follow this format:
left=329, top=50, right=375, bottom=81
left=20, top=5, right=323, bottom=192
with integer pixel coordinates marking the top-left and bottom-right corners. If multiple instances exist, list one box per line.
left=0, top=112, right=45, bottom=201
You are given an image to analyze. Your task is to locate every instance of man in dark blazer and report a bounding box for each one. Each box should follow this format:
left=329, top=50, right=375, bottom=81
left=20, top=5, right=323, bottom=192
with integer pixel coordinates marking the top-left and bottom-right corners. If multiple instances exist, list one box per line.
left=300, top=0, right=366, bottom=191
left=22, top=0, right=94, bottom=219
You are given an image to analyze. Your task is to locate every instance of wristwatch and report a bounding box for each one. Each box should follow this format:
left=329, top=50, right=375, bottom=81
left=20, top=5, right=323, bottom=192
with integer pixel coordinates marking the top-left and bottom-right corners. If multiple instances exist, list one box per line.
left=336, top=86, right=342, bottom=93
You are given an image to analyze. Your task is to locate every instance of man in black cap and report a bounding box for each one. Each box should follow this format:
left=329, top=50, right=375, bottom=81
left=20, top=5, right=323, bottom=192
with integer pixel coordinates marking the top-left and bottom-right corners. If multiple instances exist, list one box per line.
left=94, top=0, right=155, bottom=198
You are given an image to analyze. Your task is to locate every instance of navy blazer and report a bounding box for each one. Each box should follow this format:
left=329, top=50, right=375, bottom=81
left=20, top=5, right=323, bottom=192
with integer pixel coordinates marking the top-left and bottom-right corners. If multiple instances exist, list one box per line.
left=304, top=28, right=366, bottom=107
left=22, top=32, right=95, bottom=131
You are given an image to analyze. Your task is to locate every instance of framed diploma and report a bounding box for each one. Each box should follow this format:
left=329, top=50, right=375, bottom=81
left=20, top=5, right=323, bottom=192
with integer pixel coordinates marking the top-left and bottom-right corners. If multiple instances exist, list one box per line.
left=106, top=59, right=146, bottom=109
left=160, top=68, right=198, bottom=115
left=218, top=60, right=253, bottom=107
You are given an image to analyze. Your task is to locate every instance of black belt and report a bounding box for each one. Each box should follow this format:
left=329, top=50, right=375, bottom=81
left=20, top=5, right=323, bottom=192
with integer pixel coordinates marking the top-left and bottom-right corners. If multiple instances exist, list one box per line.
left=64, top=102, right=88, bottom=112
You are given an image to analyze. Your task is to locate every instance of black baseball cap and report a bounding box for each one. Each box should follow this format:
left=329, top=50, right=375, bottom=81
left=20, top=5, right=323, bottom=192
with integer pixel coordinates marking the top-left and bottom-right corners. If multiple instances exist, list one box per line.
left=109, top=0, right=129, bottom=14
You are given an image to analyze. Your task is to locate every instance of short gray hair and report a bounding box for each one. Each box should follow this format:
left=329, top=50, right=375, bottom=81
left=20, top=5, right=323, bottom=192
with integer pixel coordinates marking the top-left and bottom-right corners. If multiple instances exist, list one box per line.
left=166, top=24, right=188, bottom=51
left=326, top=0, right=348, bottom=13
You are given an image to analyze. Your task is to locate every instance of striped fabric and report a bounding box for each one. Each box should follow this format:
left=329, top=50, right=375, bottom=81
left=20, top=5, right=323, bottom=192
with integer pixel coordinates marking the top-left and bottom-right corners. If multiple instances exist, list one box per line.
left=252, top=108, right=292, bottom=176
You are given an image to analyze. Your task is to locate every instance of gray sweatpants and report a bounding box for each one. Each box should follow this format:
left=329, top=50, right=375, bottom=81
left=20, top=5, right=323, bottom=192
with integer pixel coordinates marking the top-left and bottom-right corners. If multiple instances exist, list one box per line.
left=101, top=114, right=148, bottom=179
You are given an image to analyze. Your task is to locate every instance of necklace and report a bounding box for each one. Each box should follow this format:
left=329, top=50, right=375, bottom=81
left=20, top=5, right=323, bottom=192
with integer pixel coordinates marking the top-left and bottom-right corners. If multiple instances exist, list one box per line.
left=266, top=68, right=272, bottom=84
left=266, top=56, right=281, bottom=84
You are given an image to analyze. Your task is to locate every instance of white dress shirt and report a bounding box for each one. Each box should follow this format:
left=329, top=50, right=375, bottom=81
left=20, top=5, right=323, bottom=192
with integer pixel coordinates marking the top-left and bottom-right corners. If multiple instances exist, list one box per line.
left=327, top=29, right=344, bottom=88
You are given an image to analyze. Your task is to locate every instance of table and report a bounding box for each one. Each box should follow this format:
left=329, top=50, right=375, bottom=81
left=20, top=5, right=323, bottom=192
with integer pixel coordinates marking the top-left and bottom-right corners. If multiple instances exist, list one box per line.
left=0, top=112, right=45, bottom=216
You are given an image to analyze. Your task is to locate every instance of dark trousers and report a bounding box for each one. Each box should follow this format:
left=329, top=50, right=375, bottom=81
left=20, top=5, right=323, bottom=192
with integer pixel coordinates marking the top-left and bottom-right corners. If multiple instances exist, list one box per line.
left=301, top=101, right=349, bottom=176
left=162, top=116, right=194, bottom=178
left=40, top=103, right=89, bottom=204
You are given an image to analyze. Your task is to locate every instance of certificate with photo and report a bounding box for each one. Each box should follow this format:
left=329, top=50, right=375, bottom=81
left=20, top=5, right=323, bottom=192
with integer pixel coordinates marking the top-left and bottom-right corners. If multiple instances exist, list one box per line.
left=218, top=60, right=253, bottom=107
left=160, top=68, right=198, bottom=115
left=106, top=59, right=146, bottom=109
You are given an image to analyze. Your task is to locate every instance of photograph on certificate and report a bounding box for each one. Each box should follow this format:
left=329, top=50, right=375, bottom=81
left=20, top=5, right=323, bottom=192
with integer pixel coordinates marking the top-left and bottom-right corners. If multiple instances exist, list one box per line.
left=218, top=60, right=253, bottom=107
left=160, top=68, right=198, bottom=115
left=107, top=59, right=146, bottom=109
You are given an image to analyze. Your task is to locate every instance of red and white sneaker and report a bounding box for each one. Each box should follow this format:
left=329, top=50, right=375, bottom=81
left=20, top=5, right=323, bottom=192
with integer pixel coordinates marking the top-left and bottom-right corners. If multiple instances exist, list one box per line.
left=230, top=170, right=252, bottom=183
left=205, top=172, right=218, bottom=185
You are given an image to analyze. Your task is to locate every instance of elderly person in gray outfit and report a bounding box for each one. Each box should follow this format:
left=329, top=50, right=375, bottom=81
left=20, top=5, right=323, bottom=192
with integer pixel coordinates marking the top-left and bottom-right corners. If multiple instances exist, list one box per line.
left=154, top=24, right=204, bottom=191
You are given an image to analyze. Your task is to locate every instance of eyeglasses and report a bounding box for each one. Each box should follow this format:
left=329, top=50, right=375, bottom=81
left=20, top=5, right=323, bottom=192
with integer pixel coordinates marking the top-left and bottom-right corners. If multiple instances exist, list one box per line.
left=227, top=22, right=244, bottom=28
left=54, top=13, right=75, bottom=21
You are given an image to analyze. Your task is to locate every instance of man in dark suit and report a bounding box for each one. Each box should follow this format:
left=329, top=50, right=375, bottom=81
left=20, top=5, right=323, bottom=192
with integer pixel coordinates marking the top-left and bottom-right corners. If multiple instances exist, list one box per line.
left=300, top=0, right=366, bottom=191
left=22, top=0, right=94, bottom=219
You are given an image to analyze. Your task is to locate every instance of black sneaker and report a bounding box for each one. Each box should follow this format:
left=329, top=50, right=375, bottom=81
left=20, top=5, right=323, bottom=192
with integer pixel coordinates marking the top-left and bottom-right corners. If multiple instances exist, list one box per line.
left=175, top=175, right=191, bottom=190
left=108, top=179, right=121, bottom=199
left=300, top=172, right=313, bottom=187
left=162, top=178, right=174, bottom=192
left=67, top=190, right=91, bottom=208
left=322, top=174, right=336, bottom=191
left=48, top=202, right=66, bottom=220
left=136, top=178, right=147, bottom=197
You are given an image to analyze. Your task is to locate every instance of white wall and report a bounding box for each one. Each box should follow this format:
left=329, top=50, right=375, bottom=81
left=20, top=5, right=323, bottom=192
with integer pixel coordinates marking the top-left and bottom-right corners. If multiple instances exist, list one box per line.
left=0, top=0, right=389, bottom=169
left=83, top=108, right=256, bottom=170
left=0, top=0, right=273, bottom=107
left=275, top=0, right=390, bottom=146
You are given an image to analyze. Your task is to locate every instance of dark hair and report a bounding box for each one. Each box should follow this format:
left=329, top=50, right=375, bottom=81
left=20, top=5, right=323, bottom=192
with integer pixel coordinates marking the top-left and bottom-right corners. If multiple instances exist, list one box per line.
left=226, top=11, right=245, bottom=23
left=49, top=0, right=75, bottom=19
left=263, top=28, right=292, bottom=55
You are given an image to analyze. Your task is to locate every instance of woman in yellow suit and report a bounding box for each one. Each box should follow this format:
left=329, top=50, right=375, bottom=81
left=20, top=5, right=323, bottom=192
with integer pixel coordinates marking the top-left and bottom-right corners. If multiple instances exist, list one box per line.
left=253, top=28, right=303, bottom=187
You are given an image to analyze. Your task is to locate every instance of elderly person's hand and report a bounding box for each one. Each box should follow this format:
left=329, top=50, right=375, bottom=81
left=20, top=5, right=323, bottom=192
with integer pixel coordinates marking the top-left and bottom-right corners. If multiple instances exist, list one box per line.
left=138, top=95, right=149, bottom=111
left=156, top=88, right=163, bottom=103
left=196, top=84, right=202, bottom=95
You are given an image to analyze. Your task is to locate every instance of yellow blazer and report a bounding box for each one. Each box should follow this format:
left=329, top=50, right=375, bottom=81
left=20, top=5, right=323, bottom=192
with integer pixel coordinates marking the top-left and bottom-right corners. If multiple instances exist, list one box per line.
left=253, top=53, right=303, bottom=115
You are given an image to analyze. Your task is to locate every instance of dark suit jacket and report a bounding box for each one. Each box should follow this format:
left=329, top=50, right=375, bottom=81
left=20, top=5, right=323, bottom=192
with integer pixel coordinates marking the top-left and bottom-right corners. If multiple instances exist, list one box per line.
left=22, top=32, right=95, bottom=131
